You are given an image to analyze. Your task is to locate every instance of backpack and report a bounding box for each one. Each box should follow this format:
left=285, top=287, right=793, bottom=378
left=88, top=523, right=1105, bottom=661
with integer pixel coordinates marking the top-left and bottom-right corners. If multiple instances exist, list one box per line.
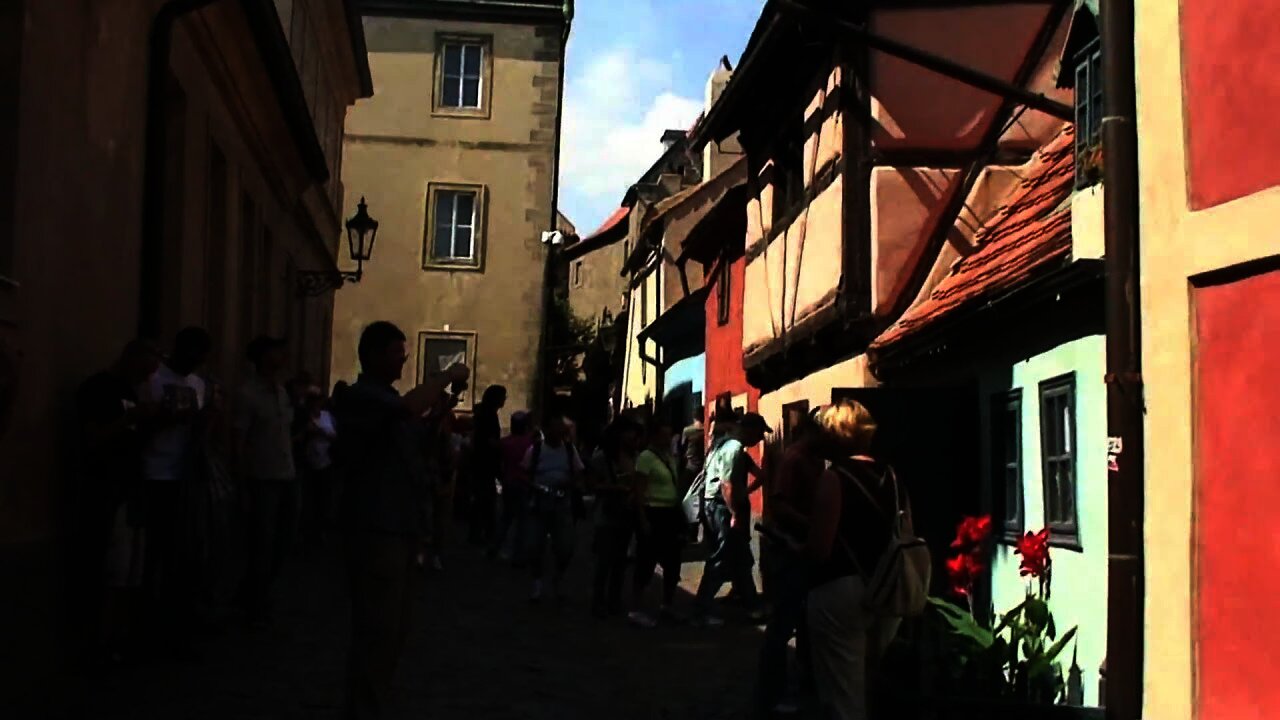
left=834, top=464, right=932, bottom=618
left=680, top=435, right=727, bottom=524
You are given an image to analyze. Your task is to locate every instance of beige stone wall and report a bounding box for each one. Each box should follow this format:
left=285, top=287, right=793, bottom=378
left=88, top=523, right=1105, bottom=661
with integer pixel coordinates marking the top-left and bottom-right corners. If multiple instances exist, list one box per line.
left=568, top=240, right=627, bottom=328
left=332, top=15, right=562, bottom=420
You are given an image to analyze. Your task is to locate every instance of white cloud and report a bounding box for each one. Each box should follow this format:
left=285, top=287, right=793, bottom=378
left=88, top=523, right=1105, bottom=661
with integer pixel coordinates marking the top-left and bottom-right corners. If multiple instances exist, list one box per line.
left=560, top=47, right=704, bottom=229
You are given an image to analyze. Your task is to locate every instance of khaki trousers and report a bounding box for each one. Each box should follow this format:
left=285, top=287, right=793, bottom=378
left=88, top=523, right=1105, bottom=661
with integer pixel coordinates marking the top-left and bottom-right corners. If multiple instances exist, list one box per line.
left=806, top=575, right=901, bottom=720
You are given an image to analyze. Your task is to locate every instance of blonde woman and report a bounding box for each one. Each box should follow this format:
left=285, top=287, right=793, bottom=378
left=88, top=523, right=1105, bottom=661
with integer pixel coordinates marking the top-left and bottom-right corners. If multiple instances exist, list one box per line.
left=801, top=400, right=906, bottom=720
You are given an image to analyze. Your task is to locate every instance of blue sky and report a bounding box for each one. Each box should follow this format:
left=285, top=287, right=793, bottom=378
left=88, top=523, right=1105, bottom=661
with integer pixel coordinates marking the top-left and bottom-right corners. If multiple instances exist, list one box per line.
left=558, top=0, right=765, bottom=236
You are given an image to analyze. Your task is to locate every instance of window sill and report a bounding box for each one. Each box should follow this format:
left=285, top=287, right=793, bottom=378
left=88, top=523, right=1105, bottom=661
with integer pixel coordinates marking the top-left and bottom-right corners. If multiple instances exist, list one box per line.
left=423, top=260, right=483, bottom=273
left=432, top=106, right=492, bottom=121
left=1047, top=535, right=1084, bottom=553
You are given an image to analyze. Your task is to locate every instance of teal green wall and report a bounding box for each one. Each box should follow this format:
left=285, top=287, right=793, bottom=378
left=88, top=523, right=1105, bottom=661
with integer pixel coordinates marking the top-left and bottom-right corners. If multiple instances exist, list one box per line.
left=978, top=334, right=1108, bottom=706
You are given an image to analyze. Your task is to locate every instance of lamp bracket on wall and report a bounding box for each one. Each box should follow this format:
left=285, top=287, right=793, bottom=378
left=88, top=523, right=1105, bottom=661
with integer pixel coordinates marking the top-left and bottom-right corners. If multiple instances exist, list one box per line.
left=297, top=269, right=361, bottom=297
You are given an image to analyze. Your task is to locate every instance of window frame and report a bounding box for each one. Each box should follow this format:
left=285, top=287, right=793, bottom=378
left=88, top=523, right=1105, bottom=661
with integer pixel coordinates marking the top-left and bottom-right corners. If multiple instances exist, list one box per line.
left=433, top=34, right=493, bottom=118
left=1038, top=373, right=1081, bottom=550
left=991, top=389, right=1025, bottom=544
left=716, top=258, right=731, bottom=327
left=423, top=183, right=486, bottom=271
left=572, top=260, right=584, bottom=289
left=1073, top=36, right=1104, bottom=190
left=417, top=330, right=477, bottom=407
left=781, top=399, right=810, bottom=448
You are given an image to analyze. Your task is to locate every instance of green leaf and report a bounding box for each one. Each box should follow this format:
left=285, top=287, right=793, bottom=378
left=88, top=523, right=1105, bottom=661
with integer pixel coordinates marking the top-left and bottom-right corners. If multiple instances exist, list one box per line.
left=1043, top=626, right=1079, bottom=664
left=928, top=597, right=994, bottom=648
left=994, top=598, right=1029, bottom=635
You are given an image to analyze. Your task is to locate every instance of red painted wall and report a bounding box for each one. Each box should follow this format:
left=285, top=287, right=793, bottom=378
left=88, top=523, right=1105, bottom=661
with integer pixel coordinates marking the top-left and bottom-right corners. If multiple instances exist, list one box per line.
left=704, top=254, right=762, bottom=513
left=1182, top=1, right=1280, bottom=209
left=1193, top=263, right=1280, bottom=720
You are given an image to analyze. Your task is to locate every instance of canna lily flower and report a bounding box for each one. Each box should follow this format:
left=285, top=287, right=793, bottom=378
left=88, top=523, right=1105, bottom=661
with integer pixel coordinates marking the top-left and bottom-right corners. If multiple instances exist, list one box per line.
left=950, top=515, right=994, bottom=550
left=945, top=551, right=986, bottom=598
left=1014, top=528, right=1052, bottom=579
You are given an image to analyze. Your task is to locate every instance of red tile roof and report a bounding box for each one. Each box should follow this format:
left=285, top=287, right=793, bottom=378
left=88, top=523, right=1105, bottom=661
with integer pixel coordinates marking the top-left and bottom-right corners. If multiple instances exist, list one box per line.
left=870, top=124, right=1077, bottom=352
left=582, top=205, right=630, bottom=243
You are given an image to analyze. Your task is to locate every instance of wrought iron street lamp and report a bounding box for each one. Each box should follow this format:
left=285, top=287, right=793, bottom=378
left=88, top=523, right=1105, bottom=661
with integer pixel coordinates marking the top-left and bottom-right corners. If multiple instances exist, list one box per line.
left=298, top=197, right=379, bottom=297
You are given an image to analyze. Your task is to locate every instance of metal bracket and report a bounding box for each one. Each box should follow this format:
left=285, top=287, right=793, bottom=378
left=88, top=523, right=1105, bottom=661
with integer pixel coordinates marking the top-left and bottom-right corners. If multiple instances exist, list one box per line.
left=297, top=270, right=359, bottom=297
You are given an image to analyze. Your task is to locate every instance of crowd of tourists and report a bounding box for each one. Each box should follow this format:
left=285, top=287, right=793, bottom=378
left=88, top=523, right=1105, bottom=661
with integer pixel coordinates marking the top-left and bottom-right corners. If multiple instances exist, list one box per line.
left=74, top=319, right=912, bottom=720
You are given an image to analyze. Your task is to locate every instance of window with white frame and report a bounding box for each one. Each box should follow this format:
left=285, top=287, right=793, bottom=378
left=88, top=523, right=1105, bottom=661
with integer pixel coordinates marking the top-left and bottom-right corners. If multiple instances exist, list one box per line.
left=439, top=40, right=485, bottom=110
left=426, top=185, right=482, bottom=268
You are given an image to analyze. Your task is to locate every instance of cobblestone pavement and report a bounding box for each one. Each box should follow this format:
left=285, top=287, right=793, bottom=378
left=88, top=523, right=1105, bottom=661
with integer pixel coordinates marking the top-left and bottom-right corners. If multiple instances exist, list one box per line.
left=71, top=522, right=769, bottom=720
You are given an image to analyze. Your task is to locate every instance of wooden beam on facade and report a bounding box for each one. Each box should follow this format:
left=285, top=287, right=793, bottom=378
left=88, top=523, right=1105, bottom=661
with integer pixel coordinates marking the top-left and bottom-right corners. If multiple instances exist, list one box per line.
left=776, top=0, right=1075, bottom=122
left=869, top=147, right=1036, bottom=168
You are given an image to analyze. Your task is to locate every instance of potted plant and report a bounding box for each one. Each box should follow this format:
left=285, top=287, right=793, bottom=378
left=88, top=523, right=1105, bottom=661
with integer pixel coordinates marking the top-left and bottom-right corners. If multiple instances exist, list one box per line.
left=926, top=517, right=1102, bottom=720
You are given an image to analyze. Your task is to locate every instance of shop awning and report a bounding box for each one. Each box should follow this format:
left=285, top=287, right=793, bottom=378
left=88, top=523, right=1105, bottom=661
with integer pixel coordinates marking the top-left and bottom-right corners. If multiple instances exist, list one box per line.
left=637, top=286, right=710, bottom=367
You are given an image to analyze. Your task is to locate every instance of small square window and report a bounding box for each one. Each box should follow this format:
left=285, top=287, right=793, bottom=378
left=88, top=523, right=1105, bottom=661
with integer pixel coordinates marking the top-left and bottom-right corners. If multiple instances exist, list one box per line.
left=572, top=260, right=583, bottom=289
left=1039, top=373, right=1080, bottom=549
left=424, top=184, right=485, bottom=269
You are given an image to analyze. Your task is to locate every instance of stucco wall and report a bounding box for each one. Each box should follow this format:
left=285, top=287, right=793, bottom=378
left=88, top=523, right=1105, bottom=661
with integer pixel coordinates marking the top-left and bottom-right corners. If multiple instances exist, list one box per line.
left=621, top=263, right=662, bottom=411
left=1136, top=2, right=1280, bottom=718
left=980, top=334, right=1108, bottom=706
left=332, top=15, right=561, bottom=420
left=568, top=240, right=627, bottom=327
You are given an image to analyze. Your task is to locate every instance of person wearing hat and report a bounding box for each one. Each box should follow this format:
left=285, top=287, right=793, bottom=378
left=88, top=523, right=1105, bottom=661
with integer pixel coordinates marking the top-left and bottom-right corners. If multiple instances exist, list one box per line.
left=233, top=335, right=297, bottom=629
left=693, top=410, right=771, bottom=626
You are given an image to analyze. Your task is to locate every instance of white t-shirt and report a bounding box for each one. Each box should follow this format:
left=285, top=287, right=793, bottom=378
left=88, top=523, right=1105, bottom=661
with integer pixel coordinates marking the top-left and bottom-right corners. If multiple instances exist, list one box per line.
left=139, top=365, right=206, bottom=481
left=521, top=442, right=585, bottom=490
left=305, top=410, right=337, bottom=471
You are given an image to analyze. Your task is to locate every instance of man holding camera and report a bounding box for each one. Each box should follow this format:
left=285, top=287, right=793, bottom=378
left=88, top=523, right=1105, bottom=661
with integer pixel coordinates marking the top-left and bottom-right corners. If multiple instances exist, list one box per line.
left=335, top=321, right=468, bottom=720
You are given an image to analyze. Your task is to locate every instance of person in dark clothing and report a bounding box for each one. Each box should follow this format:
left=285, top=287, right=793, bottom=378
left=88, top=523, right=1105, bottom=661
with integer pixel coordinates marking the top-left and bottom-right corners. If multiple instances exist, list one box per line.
left=335, top=321, right=466, bottom=720
left=470, top=384, right=506, bottom=549
left=497, top=411, right=535, bottom=564
left=234, top=336, right=297, bottom=628
left=758, top=408, right=823, bottom=714
left=587, top=415, right=642, bottom=617
left=75, top=339, right=162, bottom=664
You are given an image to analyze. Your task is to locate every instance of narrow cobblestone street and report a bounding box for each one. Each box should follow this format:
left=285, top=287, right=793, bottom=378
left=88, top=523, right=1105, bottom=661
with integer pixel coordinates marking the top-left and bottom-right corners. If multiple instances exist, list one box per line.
left=73, top=523, right=765, bottom=720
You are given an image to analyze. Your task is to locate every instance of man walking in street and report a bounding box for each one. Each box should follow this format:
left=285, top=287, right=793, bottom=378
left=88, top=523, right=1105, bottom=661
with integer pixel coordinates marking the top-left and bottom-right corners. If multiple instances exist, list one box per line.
left=693, top=411, right=770, bottom=626
left=335, top=321, right=466, bottom=720
left=233, top=336, right=298, bottom=629
left=136, top=326, right=213, bottom=660
left=522, top=414, right=585, bottom=603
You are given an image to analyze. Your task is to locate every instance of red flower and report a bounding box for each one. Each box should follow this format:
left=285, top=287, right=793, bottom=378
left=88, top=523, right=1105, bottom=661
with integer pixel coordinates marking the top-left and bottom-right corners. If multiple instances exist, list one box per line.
left=1014, top=528, right=1052, bottom=579
left=951, top=515, right=994, bottom=550
left=945, top=551, right=986, bottom=598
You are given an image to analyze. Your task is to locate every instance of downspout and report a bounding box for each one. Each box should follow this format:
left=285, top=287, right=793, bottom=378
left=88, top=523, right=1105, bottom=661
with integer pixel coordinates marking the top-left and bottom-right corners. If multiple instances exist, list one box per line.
left=1101, top=1, right=1144, bottom=719
left=532, top=2, right=571, bottom=419
left=139, top=0, right=225, bottom=338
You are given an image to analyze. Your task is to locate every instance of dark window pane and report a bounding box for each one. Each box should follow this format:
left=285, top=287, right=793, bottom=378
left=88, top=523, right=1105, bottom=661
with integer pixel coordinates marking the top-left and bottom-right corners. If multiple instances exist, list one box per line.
left=443, top=44, right=462, bottom=78
left=433, top=221, right=453, bottom=259
left=462, top=77, right=480, bottom=108
left=442, top=77, right=461, bottom=107
left=453, top=225, right=473, bottom=259
left=453, top=191, right=475, bottom=227
left=463, top=44, right=482, bottom=76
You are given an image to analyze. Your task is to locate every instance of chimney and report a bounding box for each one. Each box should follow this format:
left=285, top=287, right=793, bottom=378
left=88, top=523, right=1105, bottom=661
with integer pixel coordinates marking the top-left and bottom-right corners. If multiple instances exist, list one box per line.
left=703, top=55, right=740, bottom=178
left=660, top=129, right=686, bottom=151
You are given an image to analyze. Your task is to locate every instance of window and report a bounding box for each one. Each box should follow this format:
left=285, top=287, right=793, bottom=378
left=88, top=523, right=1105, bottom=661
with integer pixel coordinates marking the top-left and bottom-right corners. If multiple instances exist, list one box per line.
left=435, top=36, right=491, bottom=114
left=1074, top=36, right=1104, bottom=189
left=572, top=260, right=583, bottom=289
left=714, top=393, right=733, bottom=423
left=1039, top=374, right=1079, bottom=547
left=771, top=117, right=806, bottom=227
left=782, top=400, right=810, bottom=447
left=425, top=185, right=483, bottom=268
left=419, top=331, right=476, bottom=405
left=640, top=278, right=648, bottom=383
left=991, top=390, right=1024, bottom=542
left=716, top=259, right=731, bottom=326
